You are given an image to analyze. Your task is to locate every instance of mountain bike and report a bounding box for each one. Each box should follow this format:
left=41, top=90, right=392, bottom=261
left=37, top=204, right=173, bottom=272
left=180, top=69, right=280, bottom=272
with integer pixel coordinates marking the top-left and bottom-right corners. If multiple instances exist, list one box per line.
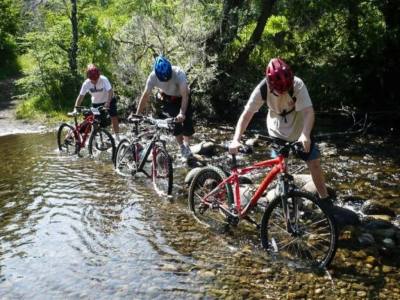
left=188, top=136, right=338, bottom=268
left=57, top=106, right=116, bottom=161
left=114, top=114, right=175, bottom=196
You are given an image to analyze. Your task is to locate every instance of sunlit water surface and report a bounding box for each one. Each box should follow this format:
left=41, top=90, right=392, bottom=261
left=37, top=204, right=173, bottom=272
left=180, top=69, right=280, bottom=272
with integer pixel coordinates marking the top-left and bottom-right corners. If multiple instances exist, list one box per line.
left=0, top=130, right=399, bottom=299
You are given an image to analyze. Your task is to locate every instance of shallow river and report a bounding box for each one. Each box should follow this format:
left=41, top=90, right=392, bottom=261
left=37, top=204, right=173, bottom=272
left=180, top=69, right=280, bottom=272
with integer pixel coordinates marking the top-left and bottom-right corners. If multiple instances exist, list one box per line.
left=0, top=129, right=399, bottom=299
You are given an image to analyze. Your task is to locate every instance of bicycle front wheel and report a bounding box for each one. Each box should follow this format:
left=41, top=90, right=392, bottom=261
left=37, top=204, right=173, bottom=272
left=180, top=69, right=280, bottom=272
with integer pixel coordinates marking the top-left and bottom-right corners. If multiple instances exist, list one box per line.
left=57, top=123, right=79, bottom=154
left=152, top=145, right=173, bottom=195
left=188, top=166, right=234, bottom=230
left=88, top=128, right=116, bottom=161
left=115, top=139, right=138, bottom=176
left=260, top=191, right=337, bottom=268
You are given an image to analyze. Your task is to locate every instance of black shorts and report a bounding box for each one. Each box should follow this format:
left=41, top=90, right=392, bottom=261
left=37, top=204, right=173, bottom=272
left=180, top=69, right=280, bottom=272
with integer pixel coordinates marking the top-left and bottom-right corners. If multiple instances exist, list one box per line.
left=92, top=96, right=118, bottom=117
left=157, top=94, right=195, bottom=137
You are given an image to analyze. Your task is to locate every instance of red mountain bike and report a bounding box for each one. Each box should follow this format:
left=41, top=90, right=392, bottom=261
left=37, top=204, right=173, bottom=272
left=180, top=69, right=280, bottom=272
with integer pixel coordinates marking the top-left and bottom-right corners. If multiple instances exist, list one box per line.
left=57, top=106, right=116, bottom=161
left=188, top=137, right=338, bottom=268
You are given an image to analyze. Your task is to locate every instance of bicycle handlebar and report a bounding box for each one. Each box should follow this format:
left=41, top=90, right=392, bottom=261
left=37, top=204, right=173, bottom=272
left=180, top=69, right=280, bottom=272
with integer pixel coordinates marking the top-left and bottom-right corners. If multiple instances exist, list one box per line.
left=228, top=137, right=304, bottom=168
left=128, top=114, right=177, bottom=130
left=67, top=106, right=108, bottom=117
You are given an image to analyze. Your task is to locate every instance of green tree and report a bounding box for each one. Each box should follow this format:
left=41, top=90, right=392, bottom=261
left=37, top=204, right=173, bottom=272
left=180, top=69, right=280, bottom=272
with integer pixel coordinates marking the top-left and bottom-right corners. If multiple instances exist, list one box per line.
left=0, top=0, right=22, bottom=77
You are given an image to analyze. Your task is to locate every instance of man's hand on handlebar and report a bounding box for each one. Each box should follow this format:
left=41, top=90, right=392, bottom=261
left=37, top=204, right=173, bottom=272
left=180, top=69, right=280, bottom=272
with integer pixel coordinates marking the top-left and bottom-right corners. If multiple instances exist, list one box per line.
left=297, top=133, right=311, bottom=153
left=229, top=140, right=242, bottom=154
left=175, top=113, right=185, bottom=123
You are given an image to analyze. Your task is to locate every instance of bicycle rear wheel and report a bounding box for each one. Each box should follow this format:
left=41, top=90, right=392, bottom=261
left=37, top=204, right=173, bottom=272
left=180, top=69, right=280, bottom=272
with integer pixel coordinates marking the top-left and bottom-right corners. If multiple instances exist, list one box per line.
left=115, top=139, right=138, bottom=176
left=188, top=166, right=234, bottom=230
left=152, top=145, right=173, bottom=195
left=57, top=123, right=79, bottom=154
left=260, top=191, right=337, bottom=268
left=88, top=128, right=116, bottom=161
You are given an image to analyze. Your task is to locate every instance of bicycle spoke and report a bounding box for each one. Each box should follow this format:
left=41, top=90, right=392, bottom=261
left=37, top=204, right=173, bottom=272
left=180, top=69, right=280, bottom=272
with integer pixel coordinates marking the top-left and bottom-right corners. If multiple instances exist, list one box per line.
left=261, top=191, right=337, bottom=268
left=188, top=166, right=233, bottom=230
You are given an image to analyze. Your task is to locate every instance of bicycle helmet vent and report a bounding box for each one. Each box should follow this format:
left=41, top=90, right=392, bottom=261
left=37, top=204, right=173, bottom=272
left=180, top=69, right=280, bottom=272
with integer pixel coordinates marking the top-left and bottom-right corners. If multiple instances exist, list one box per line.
left=266, top=58, right=294, bottom=94
left=154, top=56, right=172, bottom=82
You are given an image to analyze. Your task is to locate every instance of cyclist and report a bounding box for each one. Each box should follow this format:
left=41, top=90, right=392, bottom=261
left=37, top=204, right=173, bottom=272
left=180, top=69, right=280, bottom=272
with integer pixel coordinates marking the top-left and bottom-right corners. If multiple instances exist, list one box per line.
left=135, top=55, right=195, bottom=161
left=229, top=58, right=358, bottom=227
left=74, top=64, right=120, bottom=141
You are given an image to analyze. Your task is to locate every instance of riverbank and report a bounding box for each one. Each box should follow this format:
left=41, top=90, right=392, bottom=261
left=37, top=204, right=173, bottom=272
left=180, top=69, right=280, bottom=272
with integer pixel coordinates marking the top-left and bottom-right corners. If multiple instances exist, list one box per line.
left=0, top=77, right=46, bottom=136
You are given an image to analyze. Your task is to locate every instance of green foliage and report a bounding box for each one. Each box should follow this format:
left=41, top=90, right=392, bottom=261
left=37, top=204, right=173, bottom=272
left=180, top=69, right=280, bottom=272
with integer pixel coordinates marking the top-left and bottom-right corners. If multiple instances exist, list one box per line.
left=9, top=0, right=400, bottom=123
left=0, top=0, right=22, bottom=78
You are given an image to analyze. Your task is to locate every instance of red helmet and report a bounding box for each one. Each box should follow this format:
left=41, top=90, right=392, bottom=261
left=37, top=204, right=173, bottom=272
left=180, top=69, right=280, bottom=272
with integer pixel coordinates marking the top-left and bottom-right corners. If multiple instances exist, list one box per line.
left=266, top=58, right=294, bottom=94
left=86, top=64, right=100, bottom=81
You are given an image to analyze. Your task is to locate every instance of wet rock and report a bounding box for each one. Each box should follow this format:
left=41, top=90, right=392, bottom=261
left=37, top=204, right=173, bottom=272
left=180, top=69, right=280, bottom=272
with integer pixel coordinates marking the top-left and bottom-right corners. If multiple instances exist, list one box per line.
left=358, top=233, right=376, bottom=246
left=382, top=238, right=396, bottom=248
left=357, top=291, right=367, bottom=297
left=293, top=174, right=312, bottom=187
left=362, top=218, right=393, bottom=230
left=341, top=195, right=365, bottom=205
left=371, top=228, right=397, bottom=240
left=245, top=138, right=259, bottom=147
left=382, top=265, right=393, bottom=273
left=366, top=215, right=393, bottom=222
left=361, top=200, right=396, bottom=217
left=302, top=180, right=336, bottom=198
left=191, top=141, right=216, bottom=157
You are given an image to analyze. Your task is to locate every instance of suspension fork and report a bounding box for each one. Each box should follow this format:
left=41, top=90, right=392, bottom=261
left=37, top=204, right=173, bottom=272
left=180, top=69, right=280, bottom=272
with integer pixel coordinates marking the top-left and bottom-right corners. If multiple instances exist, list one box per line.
left=277, top=174, right=298, bottom=233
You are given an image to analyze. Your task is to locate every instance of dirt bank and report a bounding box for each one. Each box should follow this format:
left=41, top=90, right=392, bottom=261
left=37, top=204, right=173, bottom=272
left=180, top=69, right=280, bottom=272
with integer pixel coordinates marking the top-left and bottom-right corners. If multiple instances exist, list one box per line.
left=0, top=78, right=45, bottom=136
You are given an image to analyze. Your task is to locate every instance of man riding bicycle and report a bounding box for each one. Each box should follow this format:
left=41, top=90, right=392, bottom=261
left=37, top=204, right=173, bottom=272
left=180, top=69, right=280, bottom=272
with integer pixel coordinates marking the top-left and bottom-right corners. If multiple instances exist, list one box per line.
left=135, top=55, right=195, bottom=162
left=229, top=58, right=358, bottom=227
left=74, top=64, right=120, bottom=141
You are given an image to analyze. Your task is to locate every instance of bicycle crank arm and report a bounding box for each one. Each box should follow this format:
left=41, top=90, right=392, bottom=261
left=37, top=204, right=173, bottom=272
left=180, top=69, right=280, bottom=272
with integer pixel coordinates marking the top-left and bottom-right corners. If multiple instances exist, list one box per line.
left=243, top=215, right=260, bottom=229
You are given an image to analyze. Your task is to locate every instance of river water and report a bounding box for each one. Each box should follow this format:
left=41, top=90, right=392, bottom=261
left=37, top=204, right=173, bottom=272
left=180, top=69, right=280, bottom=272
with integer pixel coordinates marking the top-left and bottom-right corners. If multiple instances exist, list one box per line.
left=0, top=129, right=399, bottom=299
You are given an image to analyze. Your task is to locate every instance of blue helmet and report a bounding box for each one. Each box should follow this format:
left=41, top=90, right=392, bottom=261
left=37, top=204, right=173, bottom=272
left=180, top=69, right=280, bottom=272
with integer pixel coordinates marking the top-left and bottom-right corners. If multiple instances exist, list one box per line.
left=154, top=56, right=172, bottom=81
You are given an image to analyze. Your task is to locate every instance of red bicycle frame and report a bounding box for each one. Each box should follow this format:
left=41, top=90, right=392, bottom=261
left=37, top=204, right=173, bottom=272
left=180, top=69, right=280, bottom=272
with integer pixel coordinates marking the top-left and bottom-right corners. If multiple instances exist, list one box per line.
left=73, top=113, right=95, bottom=148
left=206, top=154, right=287, bottom=218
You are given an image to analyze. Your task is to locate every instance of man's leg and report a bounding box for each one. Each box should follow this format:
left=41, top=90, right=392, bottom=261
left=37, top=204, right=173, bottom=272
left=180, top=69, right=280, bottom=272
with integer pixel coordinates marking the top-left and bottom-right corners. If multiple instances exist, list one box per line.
left=306, top=158, right=329, bottom=199
left=111, top=116, right=120, bottom=134
left=183, top=135, right=191, bottom=147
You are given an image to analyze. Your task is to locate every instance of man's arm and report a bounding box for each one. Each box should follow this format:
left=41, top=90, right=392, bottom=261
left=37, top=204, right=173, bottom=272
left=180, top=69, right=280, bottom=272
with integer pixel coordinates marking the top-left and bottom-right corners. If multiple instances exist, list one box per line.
left=229, top=110, right=255, bottom=154
left=74, top=94, right=85, bottom=108
left=105, top=88, right=113, bottom=108
left=135, top=90, right=151, bottom=115
left=176, top=83, right=189, bottom=122
left=298, top=106, right=315, bottom=152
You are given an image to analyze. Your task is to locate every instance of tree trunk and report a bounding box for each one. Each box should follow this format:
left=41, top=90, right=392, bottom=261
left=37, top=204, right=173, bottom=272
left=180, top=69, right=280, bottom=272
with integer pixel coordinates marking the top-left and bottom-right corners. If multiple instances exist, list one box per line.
left=69, top=0, right=78, bottom=82
left=234, top=0, right=276, bottom=67
left=205, top=0, right=245, bottom=55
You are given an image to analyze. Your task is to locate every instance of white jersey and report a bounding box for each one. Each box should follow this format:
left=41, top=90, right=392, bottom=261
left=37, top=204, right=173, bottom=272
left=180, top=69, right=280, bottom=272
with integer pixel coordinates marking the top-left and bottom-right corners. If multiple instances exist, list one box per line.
left=244, top=76, right=313, bottom=141
left=144, top=66, right=187, bottom=96
left=79, top=75, right=112, bottom=104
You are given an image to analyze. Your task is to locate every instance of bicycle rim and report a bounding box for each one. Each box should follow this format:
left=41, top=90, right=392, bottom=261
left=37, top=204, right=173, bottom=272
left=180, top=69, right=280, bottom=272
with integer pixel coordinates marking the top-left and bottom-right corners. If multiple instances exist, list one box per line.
left=88, top=128, right=115, bottom=161
left=152, top=145, right=173, bottom=196
left=260, top=191, right=337, bottom=268
left=188, top=166, right=234, bottom=230
left=115, top=139, right=138, bottom=176
left=57, top=123, right=78, bottom=154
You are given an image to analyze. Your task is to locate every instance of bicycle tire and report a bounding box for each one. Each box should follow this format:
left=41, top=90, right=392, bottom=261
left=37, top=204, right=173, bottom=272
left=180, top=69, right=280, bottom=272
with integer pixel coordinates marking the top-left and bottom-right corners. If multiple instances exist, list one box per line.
left=57, top=123, right=79, bottom=154
left=188, top=166, right=234, bottom=230
left=260, top=191, right=337, bottom=268
left=88, top=127, right=116, bottom=161
left=114, top=139, right=138, bottom=176
left=151, top=145, right=173, bottom=195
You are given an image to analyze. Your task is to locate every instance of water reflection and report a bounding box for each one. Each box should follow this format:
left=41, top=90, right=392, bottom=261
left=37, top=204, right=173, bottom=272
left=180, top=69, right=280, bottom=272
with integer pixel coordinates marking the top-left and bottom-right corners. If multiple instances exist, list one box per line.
left=0, top=131, right=399, bottom=299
